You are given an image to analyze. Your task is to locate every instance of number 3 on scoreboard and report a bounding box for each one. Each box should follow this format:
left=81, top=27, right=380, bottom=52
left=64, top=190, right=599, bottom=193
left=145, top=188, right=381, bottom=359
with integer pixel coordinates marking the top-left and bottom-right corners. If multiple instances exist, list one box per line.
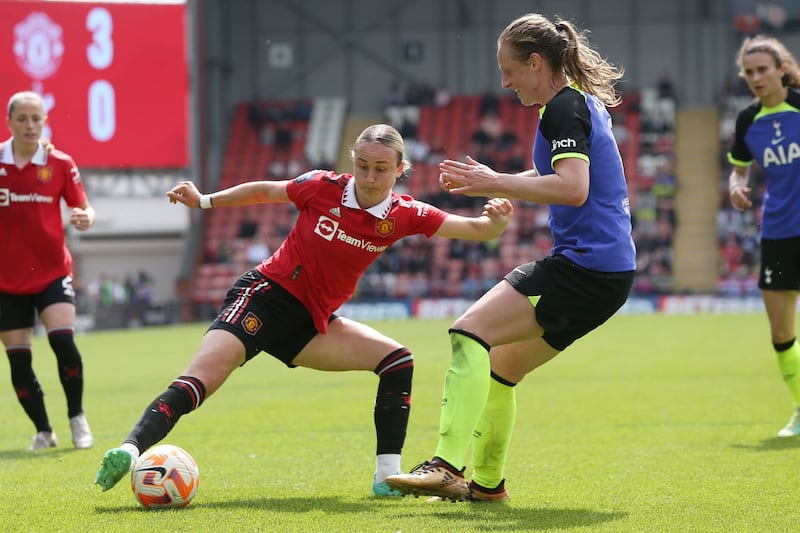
left=86, top=7, right=115, bottom=143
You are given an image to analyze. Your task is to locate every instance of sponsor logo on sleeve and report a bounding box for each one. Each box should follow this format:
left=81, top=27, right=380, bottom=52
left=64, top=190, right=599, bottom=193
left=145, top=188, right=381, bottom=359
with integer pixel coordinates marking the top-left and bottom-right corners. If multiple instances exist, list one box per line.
left=551, top=138, right=577, bottom=151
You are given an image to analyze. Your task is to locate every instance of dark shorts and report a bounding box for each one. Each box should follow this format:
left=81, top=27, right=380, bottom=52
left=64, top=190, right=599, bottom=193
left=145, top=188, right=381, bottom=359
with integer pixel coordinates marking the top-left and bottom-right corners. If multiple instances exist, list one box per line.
left=759, top=237, right=800, bottom=291
left=208, top=270, right=335, bottom=367
left=0, top=276, right=77, bottom=331
left=504, top=255, right=634, bottom=351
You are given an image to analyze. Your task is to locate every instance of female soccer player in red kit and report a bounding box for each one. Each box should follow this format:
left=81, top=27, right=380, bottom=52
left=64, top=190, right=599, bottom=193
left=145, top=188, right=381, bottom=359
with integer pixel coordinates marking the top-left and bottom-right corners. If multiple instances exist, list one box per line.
left=95, top=123, right=513, bottom=496
left=0, top=91, right=95, bottom=451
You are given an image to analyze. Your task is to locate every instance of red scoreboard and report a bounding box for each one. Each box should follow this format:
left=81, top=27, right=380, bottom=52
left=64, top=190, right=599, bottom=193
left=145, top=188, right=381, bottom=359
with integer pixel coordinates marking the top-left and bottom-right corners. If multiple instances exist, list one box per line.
left=0, top=0, right=189, bottom=168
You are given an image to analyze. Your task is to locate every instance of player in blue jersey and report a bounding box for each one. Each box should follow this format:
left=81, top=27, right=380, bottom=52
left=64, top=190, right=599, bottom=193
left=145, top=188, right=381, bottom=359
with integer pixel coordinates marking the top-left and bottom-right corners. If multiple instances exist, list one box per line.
left=727, top=35, right=800, bottom=437
left=386, top=13, right=636, bottom=502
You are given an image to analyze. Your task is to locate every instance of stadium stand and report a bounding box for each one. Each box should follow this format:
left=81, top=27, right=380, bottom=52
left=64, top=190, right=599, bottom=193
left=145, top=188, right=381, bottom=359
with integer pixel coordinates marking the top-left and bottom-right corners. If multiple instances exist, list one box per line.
left=716, top=80, right=763, bottom=297
left=192, top=100, right=311, bottom=314
left=378, top=89, right=666, bottom=299
left=629, top=87, right=677, bottom=294
left=193, top=87, right=675, bottom=316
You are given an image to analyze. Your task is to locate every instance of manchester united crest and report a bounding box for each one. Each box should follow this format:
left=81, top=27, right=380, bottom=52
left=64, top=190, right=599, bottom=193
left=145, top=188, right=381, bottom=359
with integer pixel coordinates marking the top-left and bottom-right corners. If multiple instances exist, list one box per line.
left=241, top=311, right=263, bottom=335
left=375, top=217, right=395, bottom=237
left=14, top=12, right=64, bottom=80
left=37, top=166, right=53, bottom=183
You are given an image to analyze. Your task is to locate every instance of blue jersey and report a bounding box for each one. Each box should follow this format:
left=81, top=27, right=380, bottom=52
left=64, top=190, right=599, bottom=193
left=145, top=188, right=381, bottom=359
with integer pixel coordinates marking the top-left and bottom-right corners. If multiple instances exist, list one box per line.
left=532, top=86, right=636, bottom=272
left=727, top=88, right=800, bottom=239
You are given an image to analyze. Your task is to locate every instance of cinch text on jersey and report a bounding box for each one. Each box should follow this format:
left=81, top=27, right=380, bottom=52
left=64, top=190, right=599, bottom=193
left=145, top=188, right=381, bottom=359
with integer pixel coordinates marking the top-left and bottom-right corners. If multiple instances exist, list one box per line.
left=552, top=138, right=577, bottom=150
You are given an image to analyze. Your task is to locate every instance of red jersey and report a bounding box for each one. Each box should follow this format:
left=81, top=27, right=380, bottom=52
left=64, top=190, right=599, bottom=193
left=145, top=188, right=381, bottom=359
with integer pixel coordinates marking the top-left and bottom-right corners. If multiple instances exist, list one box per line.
left=257, top=170, right=447, bottom=333
left=0, top=139, right=88, bottom=294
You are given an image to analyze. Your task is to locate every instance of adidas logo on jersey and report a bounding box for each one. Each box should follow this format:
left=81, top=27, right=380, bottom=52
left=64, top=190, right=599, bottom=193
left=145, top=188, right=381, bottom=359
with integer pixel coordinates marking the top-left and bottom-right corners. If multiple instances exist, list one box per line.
left=329, top=207, right=341, bottom=217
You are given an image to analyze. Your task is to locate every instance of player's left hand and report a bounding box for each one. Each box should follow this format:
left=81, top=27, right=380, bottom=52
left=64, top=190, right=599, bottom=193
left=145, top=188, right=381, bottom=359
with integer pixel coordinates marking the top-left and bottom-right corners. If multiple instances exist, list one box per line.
left=481, top=197, right=513, bottom=225
left=729, top=185, right=753, bottom=211
left=41, top=138, right=55, bottom=153
left=482, top=197, right=513, bottom=216
left=439, top=156, right=500, bottom=197
left=69, top=207, right=93, bottom=231
left=166, top=180, right=202, bottom=208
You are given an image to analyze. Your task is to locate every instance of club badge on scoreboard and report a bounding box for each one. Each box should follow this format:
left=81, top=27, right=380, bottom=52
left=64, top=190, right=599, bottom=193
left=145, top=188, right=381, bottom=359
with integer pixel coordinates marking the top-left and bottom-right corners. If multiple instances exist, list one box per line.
left=13, top=12, right=64, bottom=80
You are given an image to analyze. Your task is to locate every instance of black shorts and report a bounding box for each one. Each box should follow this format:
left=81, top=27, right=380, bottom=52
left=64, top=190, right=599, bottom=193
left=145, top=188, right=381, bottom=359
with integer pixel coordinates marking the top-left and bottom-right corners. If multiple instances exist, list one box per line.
left=0, top=276, right=77, bottom=331
left=208, top=270, right=335, bottom=367
left=759, top=237, right=800, bottom=290
left=504, top=255, right=634, bottom=351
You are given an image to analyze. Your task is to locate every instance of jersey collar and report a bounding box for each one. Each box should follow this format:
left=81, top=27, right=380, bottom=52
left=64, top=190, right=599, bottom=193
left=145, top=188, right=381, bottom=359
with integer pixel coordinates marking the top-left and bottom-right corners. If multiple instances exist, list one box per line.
left=0, top=138, right=48, bottom=165
left=342, top=177, right=393, bottom=219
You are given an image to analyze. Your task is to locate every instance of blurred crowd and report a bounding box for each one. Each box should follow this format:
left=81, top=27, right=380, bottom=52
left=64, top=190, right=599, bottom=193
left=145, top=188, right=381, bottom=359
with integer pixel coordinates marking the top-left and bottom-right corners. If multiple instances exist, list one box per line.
left=716, top=74, right=764, bottom=297
left=197, top=71, right=785, bottom=306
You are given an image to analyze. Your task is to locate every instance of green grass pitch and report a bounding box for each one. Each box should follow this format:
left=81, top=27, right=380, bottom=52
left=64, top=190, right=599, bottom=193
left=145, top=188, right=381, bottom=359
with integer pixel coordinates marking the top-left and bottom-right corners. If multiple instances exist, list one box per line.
left=1, top=313, right=799, bottom=532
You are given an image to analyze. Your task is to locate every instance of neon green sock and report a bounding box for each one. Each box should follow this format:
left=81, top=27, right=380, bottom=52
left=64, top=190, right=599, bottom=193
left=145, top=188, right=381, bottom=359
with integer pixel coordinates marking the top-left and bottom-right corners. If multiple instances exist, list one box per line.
left=776, top=340, right=800, bottom=406
left=434, top=330, right=491, bottom=471
left=472, top=377, right=516, bottom=489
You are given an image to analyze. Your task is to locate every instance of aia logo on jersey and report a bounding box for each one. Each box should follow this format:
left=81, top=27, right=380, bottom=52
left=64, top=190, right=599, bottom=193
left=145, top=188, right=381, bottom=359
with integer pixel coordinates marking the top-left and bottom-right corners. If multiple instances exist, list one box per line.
left=314, top=215, right=339, bottom=241
left=241, top=312, right=262, bottom=335
left=37, top=167, right=53, bottom=184
left=375, top=218, right=395, bottom=237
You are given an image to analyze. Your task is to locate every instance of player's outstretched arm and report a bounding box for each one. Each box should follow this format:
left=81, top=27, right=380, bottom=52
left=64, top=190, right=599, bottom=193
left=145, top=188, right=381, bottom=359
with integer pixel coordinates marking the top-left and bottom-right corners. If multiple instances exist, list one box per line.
left=434, top=197, right=513, bottom=241
left=166, top=180, right=290, bottom=209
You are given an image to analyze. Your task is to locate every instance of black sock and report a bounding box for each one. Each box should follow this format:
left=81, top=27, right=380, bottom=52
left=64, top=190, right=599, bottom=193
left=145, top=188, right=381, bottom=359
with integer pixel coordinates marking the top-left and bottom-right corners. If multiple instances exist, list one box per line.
left=124, top=376, right=206, bottom=453
left=7, top=347, right=52, bottom=432
left=48, top=328, right=84, bottom=418
left=374, top=348, right=413, bottom=455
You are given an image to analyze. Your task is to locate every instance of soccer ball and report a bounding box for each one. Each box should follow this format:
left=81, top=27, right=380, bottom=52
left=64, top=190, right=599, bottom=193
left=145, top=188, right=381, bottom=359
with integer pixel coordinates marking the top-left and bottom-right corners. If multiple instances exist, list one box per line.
left=131, top=444, right=200, bottom=509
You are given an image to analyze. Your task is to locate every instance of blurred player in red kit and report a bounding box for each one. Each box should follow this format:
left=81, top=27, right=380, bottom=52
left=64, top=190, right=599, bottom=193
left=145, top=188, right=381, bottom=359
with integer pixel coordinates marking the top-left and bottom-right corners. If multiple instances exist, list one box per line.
left=0, top=91, right=95, bottom=451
